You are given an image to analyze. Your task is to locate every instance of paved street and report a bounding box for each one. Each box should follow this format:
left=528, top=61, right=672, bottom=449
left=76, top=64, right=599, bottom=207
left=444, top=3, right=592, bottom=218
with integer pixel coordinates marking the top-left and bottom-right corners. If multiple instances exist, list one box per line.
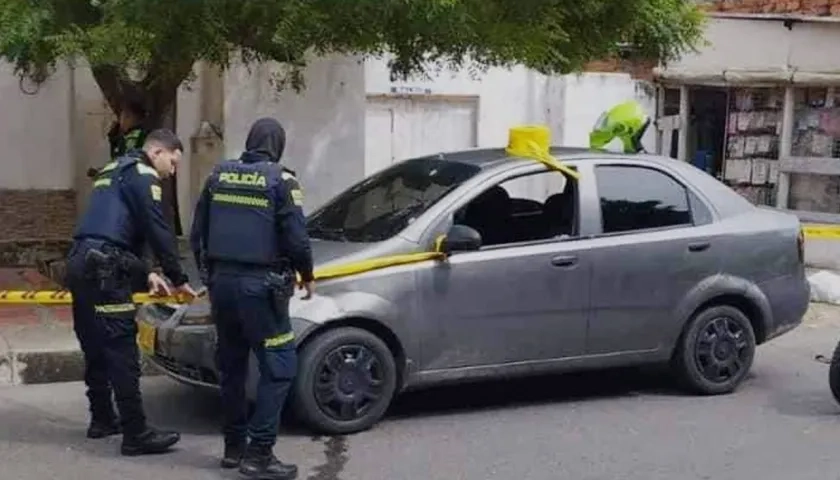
left=3, top=305, right=840, bottom=480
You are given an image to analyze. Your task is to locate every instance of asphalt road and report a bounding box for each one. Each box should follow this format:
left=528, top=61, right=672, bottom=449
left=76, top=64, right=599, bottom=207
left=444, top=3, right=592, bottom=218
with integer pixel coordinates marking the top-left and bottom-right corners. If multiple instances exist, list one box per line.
left=4, top=306, right=840, bottom=480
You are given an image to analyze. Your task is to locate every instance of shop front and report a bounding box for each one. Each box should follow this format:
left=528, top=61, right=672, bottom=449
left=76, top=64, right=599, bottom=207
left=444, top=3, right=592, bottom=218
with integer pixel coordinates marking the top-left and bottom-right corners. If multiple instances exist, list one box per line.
left=652, top=13, right=840, bottom=224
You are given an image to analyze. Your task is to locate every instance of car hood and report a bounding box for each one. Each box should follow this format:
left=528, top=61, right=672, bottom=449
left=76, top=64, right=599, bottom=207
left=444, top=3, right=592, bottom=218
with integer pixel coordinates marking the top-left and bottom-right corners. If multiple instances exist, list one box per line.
left=169, top=238, right=385, bottom=320
left=309, top=238, right=372, bottom=266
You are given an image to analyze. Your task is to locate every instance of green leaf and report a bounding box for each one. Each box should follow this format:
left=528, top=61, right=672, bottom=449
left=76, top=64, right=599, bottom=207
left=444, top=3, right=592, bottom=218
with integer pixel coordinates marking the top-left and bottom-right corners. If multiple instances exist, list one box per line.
left=0, top=0, right=704, bottom=114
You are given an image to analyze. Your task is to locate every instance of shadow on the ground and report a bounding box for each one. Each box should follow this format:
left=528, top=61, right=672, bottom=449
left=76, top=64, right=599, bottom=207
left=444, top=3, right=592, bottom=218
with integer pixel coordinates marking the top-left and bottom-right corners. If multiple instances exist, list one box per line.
left=384, top=365, right=688, bottom=422
left=274, top=365, right=699, bottom=437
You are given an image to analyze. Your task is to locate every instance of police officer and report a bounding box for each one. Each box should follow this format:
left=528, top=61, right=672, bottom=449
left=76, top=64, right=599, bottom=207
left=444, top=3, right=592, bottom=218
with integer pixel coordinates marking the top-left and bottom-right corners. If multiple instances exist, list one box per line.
left=87, top=98, right=148, bottom=180
left=108, top=98, right=148, bottom=159
left=90, top=97, right=184, bottom=237
left=190, top=117, right=314, bottom=480
left=65, top=128, right=198, bottom=456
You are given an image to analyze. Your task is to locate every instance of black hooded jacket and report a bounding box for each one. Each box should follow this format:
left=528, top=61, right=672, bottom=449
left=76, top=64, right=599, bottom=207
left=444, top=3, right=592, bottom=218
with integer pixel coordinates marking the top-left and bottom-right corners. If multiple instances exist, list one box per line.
left=240, top=117, right=286, bottom=164
left=189, top=117, right=314, bottom=282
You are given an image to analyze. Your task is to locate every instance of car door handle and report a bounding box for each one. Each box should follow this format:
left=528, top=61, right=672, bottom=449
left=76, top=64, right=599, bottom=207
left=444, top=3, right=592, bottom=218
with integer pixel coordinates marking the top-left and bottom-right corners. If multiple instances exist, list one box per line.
left=688, top=242, right=710, bottom=252
left=551, top=255, right=578, bottom=267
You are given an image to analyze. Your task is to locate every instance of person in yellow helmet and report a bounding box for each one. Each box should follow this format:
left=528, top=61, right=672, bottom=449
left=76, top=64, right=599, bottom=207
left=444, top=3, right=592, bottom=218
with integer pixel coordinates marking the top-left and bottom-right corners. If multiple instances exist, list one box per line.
left=589, top=100, right=651, bottom=154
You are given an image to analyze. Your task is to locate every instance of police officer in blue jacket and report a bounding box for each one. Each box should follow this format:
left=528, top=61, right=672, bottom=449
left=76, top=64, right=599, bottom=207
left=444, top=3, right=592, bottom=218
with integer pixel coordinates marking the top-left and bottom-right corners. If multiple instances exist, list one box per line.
left=190, top=117, right=314, bottom=480
left=65, top=128, right=198, bottom=456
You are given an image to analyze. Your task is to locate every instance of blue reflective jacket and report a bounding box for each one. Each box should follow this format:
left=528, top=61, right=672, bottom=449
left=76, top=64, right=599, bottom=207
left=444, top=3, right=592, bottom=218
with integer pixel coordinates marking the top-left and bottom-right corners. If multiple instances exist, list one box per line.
left=73, top=150, right=188, bottom=286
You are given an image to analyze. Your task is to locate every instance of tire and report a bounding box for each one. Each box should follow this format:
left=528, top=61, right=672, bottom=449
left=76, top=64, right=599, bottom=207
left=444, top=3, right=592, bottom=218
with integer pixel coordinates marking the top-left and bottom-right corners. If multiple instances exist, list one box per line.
left=290, top=327, right=398, bottom=435
left=672, top=304, right=756, bottom=395
left=828, top=339, right=840, bottom=405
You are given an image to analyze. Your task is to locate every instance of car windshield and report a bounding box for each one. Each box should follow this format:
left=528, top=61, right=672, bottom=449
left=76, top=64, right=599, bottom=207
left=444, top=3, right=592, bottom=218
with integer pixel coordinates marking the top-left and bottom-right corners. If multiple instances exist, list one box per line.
left=306, top=156, right=481, bottom=242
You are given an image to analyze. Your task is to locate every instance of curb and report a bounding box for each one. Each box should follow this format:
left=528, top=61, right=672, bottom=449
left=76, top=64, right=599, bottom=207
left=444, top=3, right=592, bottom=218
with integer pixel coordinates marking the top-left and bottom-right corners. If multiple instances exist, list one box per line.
left=0, top=349, right=162, bottom=386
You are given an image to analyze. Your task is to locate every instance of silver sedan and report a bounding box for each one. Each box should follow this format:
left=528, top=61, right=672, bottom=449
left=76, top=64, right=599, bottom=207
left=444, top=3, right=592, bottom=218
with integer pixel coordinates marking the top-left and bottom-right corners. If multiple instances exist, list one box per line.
left=137, top=147, right=811, bottom=435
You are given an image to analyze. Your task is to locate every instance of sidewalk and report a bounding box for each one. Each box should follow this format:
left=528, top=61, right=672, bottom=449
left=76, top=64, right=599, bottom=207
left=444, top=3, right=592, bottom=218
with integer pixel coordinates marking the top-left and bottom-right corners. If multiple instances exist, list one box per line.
left=0, top=268, right=159, bottom=385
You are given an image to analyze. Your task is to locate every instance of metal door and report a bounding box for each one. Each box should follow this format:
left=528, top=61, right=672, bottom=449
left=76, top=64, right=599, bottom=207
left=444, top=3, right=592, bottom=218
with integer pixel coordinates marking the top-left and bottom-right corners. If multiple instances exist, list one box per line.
left=364, top=95, right=478, bottom=175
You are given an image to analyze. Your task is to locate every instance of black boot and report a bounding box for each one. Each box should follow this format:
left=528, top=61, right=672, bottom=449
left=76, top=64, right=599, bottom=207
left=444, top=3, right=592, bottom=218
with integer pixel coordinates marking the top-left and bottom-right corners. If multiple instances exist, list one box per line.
left=220, top=439, right=246, bottom=469
left=86, top=419, right=121, bottom=439
left=239, top=444, right=298, bottom=480
left=120, top=427, right=181, bottom=456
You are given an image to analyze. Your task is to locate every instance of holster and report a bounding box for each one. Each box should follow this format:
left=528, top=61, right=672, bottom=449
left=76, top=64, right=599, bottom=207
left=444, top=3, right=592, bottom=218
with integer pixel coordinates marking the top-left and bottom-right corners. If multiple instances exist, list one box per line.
left=265, top=268, right=295, bottom=301
left=83, top=245, right=146, bottom=292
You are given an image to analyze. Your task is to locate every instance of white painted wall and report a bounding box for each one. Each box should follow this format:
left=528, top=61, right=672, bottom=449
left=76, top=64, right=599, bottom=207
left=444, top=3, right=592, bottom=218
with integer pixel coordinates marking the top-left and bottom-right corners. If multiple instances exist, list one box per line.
left=363, top=96, right=479, bottom=175
left=174, top=66, right=202, bottom=231
left=364, top=57, right=655, bottom=156
left=223, top=54, right=366, bottom=212
left=0, top=62, right=74, bottom=189
left=365, top=59, right=550, bottom=148
left=68, top=62, right=116, bottom=215
left=665, top=17, right=840, bottom=73
left=558, top=73, right=657, bottom=153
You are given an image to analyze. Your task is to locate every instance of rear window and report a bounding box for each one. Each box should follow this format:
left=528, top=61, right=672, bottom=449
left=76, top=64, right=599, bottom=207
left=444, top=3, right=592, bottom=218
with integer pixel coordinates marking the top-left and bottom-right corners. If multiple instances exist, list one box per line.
left=595, top=165, right=693, bottom=234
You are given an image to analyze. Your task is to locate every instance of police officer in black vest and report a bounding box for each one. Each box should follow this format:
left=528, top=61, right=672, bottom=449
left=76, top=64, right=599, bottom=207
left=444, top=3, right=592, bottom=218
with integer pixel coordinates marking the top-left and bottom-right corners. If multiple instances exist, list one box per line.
left=190, top=117, right=314, bottom=480
left=87, top=97, right=149, bottom=179
left=65, top=128, right=198, bottom=456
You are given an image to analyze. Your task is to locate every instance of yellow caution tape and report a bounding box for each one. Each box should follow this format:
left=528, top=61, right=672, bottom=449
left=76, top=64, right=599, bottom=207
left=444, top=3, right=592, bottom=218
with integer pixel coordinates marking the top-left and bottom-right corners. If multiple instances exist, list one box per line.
left=300, top=250, right=447, bottom=283
left=802, top=224, right=840, bottom=240
left=0, top=125, right=578, bottom=307
left=0, top=290, right=198, bottom=305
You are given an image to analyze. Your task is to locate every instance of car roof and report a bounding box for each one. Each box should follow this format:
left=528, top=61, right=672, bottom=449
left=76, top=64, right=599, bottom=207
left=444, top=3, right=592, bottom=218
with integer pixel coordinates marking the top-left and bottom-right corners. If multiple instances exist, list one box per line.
left=416, top=146, right=755, bottom=219
left=424, top=146, right=658, bottom=169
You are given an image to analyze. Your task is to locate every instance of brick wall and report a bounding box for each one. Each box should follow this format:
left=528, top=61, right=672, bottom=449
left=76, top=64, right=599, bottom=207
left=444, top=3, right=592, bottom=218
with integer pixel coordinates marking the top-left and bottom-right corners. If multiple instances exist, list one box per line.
left=0, top=189, right=76, bottom=268
left=584, top=58, right=658, bottom=81
left=583, top=0, right=840, bottom=77
left=704, top=0, right=840, bottom=16
left=0, top=189, right=76, bottom=242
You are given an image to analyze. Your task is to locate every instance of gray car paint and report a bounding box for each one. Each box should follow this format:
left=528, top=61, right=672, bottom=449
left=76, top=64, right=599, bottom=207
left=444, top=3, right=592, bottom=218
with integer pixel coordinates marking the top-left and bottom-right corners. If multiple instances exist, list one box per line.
left=138, top=148, right=811, bottom=399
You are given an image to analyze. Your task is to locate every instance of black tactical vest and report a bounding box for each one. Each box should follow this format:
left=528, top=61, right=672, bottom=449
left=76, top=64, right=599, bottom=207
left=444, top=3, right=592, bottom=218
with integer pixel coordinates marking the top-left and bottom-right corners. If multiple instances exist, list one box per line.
left=205, top=160, right=281, bottom=266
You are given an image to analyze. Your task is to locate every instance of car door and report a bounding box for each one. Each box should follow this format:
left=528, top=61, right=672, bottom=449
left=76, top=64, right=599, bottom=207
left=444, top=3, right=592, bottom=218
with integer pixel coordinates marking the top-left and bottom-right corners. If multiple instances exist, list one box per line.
left=584, top=161, right=722, bottom=356
left=415, top=165, right=594, bottom=371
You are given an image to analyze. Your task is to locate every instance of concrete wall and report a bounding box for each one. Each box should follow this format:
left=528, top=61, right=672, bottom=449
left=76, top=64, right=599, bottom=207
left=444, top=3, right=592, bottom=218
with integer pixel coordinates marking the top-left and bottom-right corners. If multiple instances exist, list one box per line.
left=223, top=55, right=367, bottom=213
left=0, top=62, right=77, bottom=241
left=665, top=17, right=840, bottom=73
left=365, top=60, right=553, bottom=148
left=558, top=73, right=657, bottom=152
left=365, top=58, right=656, bottom=152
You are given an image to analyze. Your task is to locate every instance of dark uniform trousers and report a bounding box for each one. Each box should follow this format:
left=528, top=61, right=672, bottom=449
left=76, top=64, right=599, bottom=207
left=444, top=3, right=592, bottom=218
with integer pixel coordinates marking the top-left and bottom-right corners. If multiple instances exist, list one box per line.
left=65, top=238, right=146, bottom=435
left=209, top=264, right=297, bottom=448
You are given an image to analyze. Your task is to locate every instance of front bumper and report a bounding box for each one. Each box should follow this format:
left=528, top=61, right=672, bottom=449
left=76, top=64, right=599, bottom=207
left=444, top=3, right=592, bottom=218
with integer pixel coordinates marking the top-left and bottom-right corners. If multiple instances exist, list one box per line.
left=137, top=304, right=220, bottom=389
left=137, top=302, right=318, bottom=391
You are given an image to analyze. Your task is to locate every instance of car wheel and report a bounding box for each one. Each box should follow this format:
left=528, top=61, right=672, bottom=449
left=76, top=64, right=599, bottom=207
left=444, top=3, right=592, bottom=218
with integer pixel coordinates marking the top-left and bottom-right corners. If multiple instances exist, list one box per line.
left=828, top=339, right=840, bottom=405
left=291, top=327, right=397, bottom=435
left=673, top=304, right=756, bottom=395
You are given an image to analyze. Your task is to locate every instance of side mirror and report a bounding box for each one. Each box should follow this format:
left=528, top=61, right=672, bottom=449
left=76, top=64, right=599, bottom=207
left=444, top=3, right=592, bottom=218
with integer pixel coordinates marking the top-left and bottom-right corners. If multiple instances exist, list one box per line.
left=439, top=224, right=482, bottom=253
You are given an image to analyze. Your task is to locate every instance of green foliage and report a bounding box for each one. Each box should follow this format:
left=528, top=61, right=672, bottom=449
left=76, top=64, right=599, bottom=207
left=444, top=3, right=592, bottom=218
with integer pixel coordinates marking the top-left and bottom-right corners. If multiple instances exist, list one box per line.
left=0, top=0, right=704, bottom=115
